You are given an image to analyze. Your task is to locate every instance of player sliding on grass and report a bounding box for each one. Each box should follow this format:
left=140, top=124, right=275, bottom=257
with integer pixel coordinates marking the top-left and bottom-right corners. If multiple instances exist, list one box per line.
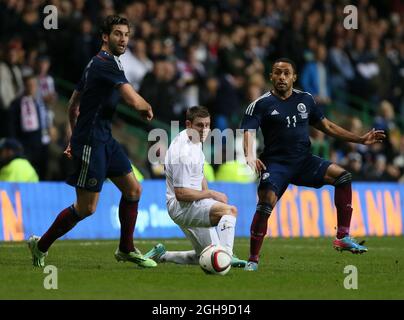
left=28, top=15, right=156, bottom=268
left=144, top=106, right=247, bottom=268
left=241, top=58, right=386, bottom=271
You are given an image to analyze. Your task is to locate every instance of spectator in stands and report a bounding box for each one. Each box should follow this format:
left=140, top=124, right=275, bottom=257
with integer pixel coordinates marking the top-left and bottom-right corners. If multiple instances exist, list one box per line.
left=370, top=38, right=392, bottom=102
left=120, top=38, right=153, bottom=91
left=0, top=40, right=24, bottom=137
left=0, top=138, right=38, bottom=182
left=373, top=100, right=399, bottom=162
left=177, top=45, right=206, bottom=112
left=36, top=55, right=57, bottom=106
left=301, top=44, right=331, bottom=107
left=139, top=57, right=179, bottom=124
left=349, top=33, right=379, bottom=102
left=214, top=70, right=245, bottom=131
left=328, top=37, right=355, bottom=107
left=8, top=74, right=50, bottom=179
left=217, top=26, right=247, bottom=75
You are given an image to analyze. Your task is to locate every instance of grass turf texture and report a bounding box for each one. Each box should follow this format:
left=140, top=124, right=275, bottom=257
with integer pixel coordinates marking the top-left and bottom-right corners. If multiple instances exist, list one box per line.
left=1, top=237, right=402, bottom=299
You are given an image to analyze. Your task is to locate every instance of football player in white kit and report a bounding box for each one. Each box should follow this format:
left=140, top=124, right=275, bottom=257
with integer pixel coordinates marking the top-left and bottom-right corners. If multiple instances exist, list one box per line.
left=144, top=106, right=247, bottom=267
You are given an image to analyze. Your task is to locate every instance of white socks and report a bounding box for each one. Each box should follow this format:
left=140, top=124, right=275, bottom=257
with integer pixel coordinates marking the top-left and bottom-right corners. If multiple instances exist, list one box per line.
left=216, top=215, right=236, bottom=256
left=160, top=250, right=199, bottom=265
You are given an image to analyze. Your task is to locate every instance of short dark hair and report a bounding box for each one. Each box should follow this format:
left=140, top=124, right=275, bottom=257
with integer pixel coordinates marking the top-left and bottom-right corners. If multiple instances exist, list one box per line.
left=100, top=15, right=130, bottom=36
left=22, top=73, right=36, bottom=84
left=272, top=58, right=297, bottom=74
left=186, top=106, right=210, bottom=122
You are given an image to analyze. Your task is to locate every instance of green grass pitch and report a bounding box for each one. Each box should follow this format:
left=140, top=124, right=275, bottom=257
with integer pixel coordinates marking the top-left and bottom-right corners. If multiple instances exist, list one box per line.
left=1, top=237, right=403, bottom=299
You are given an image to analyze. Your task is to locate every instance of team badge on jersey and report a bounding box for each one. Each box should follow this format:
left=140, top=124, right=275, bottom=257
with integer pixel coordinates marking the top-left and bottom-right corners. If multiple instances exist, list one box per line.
left=261, top=172, right=270, bottom=180
left=297, top=103, right=308, bottom=119
left=297, top=103, right=306, bottom=113
left=87, top=178, right=98, bottom=187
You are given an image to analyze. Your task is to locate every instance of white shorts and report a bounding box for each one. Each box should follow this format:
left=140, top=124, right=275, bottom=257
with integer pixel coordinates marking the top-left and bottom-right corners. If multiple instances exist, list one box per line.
left=167, top=198, right=219, bottom=255
left=167, top=198, right=218, bottom=228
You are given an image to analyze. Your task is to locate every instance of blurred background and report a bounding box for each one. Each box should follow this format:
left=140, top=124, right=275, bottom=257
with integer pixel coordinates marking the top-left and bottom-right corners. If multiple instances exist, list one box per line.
left=0, top=0, right=403, bottom=183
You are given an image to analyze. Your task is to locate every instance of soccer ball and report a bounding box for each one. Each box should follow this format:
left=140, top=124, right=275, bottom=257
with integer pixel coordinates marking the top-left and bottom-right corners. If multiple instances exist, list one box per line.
left=199, top=244, right=232, bottom=275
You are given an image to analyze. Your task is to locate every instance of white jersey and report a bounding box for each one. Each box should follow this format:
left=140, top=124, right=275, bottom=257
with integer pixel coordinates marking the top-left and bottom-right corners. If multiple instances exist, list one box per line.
left=164, top=130, right=224, bottom=256
left=165, top=129, right=205, bottom=205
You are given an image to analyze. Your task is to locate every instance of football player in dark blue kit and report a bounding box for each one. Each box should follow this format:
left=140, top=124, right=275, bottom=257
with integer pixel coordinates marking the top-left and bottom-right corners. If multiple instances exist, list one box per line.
left=241, top=58, right=386, bottom=271
left=28, top=16, right=157, bottom=268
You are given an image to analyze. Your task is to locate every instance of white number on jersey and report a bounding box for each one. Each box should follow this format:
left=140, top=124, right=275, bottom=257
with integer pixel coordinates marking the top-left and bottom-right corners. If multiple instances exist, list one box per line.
left=286, top=115, right=297, bottom=128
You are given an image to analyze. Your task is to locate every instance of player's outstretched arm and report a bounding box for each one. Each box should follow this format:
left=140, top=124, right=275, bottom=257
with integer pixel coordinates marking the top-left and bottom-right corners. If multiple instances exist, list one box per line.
left=67, top=90, right=81, bottom=132
left=243, top=131, right=266, bottom=173
left=119, top=83, right=153, bottom=121
left=64, top=90, right=81, bottom=159
left=314, top=118, right=386, bottom=145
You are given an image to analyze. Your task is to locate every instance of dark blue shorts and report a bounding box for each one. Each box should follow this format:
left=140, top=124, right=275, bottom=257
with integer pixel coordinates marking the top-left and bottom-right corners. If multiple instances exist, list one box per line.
left=66, top=138, right=132, bottom=192
left=258, top=154, right=332, bottom=198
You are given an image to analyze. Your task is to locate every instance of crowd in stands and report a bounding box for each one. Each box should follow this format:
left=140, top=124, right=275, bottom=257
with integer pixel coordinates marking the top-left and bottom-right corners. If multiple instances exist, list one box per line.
left=0, top=0, right=404, bottom=182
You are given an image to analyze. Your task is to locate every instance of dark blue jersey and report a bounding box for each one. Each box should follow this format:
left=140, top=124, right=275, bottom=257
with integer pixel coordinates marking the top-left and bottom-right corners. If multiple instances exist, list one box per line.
left=240, top=89, right=325, bottom=163
left=71, top=50, right=128, bottom=145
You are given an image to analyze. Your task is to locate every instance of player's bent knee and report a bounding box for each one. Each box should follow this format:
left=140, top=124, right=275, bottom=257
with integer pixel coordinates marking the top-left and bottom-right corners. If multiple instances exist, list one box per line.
left=334, top=171, right=352, bottom=186
left=256, top=202, right=273, bottom=217
left=220, top=205, right=237, bottom=217
left=135, top=184, right=142, bottom=197
left=131, top=183, right=142, bottom=198
left=124, top=184, right=142, bottom=201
